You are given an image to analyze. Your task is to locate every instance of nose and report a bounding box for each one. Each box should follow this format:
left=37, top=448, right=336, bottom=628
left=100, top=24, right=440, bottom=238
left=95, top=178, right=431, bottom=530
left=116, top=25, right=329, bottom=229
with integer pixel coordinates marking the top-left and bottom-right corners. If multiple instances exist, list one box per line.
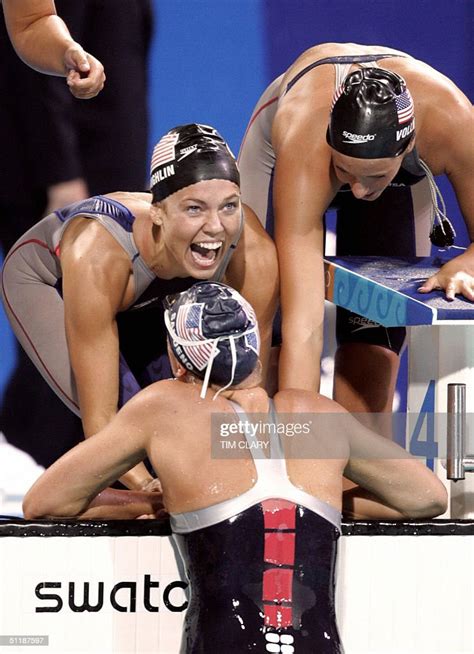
left=203, top=209, right=224, bottom=235
left=351, top=181, right=371, bottom=199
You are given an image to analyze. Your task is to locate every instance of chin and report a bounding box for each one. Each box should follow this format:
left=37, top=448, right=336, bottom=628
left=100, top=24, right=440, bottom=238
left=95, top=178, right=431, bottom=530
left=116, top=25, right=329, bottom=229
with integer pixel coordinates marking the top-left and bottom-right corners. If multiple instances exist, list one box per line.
left=363, top=192, right=381, bottom=202
left=187, top=262, right=219, bottom=279
left=190, top=269, right=216, bottom=280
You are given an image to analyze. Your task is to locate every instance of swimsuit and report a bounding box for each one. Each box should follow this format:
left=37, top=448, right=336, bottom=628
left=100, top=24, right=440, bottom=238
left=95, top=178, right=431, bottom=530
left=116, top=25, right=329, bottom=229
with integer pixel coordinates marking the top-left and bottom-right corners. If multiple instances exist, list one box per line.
left=1, top=196, right=241, bottom=413
left=171, top=400, right=343, bottom=653
left=238, top=53, right=432, bottom=354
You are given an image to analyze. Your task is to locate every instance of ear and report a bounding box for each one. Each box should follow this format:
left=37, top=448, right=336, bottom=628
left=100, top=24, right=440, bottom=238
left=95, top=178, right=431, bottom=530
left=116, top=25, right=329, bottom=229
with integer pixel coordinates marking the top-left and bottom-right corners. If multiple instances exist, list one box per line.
left=150, top=203, right=164, bottom=227
left=167, top=341, right=188, bottom=379
left=405, top=135, right=416, bottom=155
left=175, top=363, right=188, bottom=379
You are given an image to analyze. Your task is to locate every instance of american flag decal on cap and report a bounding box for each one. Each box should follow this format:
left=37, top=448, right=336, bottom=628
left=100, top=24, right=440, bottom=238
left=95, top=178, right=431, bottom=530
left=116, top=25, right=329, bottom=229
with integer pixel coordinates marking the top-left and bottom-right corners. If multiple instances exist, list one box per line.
left=176, top=303, right=216, bottom=371
left=238, top=296, right=260, bottom=353
left=245, top=331, right=260, bottom=355
left=395, top=89, right=414, bottom=124
left=331, top=83, right=345, bottom=110
left=151, top=132, right=179, bottom=172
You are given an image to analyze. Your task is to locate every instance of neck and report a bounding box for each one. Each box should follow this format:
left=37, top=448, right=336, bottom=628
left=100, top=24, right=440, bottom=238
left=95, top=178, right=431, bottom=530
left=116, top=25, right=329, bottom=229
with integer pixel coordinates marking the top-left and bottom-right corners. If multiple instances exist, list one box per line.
left=133, top=217, right=182, bottom=279
left=181, top=373, right=264, bottom=400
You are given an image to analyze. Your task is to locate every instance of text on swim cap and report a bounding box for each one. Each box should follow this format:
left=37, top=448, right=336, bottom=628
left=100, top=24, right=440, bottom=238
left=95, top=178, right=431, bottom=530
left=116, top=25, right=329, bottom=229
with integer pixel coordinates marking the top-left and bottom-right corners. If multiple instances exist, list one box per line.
left=150, top=164, right=175, bottom=187
left=396, top=122, right=415, bottom=141
left=342, top=131, right=376, bottom=143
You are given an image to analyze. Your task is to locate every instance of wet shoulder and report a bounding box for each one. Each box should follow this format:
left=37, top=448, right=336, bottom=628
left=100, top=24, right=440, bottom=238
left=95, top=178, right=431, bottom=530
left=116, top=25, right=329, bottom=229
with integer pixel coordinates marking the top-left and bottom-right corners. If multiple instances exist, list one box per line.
left=274, top=389, right=340, bottom=415
left=391, top=56, right=470, bottom=107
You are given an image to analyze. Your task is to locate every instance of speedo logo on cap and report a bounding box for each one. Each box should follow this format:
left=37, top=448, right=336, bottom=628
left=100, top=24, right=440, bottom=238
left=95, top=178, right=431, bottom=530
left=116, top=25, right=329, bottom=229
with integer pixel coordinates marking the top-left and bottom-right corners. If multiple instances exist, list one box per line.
left=177, top=145, right=198, bottom=161
left=342, top=131, right=376, bottom=143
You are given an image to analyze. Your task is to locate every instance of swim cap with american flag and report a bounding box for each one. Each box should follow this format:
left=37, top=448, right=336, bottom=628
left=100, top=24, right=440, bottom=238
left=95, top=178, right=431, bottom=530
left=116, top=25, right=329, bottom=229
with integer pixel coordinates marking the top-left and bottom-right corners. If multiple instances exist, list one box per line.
left=164, top=282, right=259, bottom=399
left=327, top=68, right=415, bottom=159
left=150, top=124, right=240, bottom=202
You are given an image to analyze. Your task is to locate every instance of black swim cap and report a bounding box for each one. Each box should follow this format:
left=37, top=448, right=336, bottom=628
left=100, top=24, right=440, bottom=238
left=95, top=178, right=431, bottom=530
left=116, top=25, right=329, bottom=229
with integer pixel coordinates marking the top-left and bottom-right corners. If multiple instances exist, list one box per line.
left=150, top=124, right=240, bottom=202
left=326, top=68, right=415, bottom=159
left=164, top=282, right=259, bottom=397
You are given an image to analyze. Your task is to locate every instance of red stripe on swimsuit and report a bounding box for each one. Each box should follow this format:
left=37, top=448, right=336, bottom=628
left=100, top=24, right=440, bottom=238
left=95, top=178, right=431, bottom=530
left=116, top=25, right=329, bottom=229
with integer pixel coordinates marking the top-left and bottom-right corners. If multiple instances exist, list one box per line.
left=238, top=96, right=278, bottom=162
left=261, top=499, right=297, bottom=630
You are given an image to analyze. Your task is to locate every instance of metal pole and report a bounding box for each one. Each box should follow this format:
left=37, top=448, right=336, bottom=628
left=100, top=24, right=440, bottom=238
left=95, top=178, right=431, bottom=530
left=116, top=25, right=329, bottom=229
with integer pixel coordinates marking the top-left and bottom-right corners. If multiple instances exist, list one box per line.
left=447, top=383, right=466, bottom=481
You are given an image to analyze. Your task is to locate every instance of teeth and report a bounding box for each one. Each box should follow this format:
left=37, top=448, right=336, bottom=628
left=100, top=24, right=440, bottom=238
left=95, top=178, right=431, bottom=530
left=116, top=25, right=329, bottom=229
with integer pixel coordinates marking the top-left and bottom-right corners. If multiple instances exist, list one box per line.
left=194, top=242, right=222, bottom=250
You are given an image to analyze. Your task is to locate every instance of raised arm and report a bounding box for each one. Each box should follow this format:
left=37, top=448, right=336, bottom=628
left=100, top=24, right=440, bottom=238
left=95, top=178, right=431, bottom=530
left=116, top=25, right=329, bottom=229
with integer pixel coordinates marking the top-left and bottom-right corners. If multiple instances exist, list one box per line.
left=272, top=118, right=337, bottom=391
left=2, top=0, right=105, bottom=98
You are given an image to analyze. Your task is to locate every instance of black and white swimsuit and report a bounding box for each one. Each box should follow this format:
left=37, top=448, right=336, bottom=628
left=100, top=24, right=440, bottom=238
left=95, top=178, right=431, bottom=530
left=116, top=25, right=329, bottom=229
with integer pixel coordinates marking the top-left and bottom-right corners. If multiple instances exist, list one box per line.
left=171, top=400, right=343, bottom=653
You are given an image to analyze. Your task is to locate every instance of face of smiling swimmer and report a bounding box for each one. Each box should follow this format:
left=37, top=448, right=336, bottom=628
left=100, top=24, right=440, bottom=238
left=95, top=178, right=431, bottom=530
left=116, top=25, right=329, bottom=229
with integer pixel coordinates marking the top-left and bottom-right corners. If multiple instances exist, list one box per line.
left=331, top=148, right=410, bottom=201
left=150, top=178, right=242, bottom=279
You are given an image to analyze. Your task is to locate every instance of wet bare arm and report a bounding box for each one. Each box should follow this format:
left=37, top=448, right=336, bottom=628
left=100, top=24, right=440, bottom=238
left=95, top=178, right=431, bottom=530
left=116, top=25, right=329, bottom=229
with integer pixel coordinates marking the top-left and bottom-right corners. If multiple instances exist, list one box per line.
left=22, top=396, right=158, bottom=519
left=225, top=206, right=279, bottom=383
left=418, top=86, right=474, bottom=300
left=60, top=220, right=154, bottom=490
left=71, top=488, right=164, bottom=520
left=273, top=123, right=337, bottom=392
left=276, top=389, right=446, bottom=519
left=342, top=413, right=447, bottom=519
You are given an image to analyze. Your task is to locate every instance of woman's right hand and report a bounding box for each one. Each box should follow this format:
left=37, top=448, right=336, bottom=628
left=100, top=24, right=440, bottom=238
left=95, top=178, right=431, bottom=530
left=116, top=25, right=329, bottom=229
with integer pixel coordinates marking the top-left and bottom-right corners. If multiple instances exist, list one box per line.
left=64, top=45, right=105, bottom=99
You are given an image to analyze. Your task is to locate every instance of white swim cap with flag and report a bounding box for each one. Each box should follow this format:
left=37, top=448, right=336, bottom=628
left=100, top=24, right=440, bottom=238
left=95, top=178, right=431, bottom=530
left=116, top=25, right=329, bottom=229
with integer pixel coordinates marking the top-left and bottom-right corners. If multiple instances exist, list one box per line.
left=163, top=282, right=260, bottom=399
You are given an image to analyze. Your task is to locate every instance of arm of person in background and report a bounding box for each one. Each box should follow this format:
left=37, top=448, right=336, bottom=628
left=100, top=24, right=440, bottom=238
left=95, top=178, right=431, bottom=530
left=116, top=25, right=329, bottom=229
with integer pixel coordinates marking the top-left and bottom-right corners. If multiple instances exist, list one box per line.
left=418, top=83, right=474, bottom=301
left=224, top=205, right=279, bottom=384
left=44, top=179, right=90, bottom=216
left=60, top=218, right=157, bottom=492
left=22, top=389, right=163, bottom=519
left=2, top=0, right=105, bottom=98
left=14, top=33, right=92, bottom=214
left=272, top=112, right=339, bottom=392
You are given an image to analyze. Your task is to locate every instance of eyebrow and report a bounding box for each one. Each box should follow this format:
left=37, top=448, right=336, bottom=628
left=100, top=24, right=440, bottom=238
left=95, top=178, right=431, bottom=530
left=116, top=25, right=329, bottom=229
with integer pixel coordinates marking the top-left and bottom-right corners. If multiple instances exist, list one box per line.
left=182, top=193, right=240, bottom=204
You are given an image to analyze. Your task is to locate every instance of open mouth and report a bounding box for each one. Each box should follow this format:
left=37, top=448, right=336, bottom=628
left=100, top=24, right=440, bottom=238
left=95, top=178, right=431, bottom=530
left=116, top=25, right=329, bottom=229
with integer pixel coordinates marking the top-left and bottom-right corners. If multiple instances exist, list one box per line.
left=190, top=241, right=223, bottom=267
